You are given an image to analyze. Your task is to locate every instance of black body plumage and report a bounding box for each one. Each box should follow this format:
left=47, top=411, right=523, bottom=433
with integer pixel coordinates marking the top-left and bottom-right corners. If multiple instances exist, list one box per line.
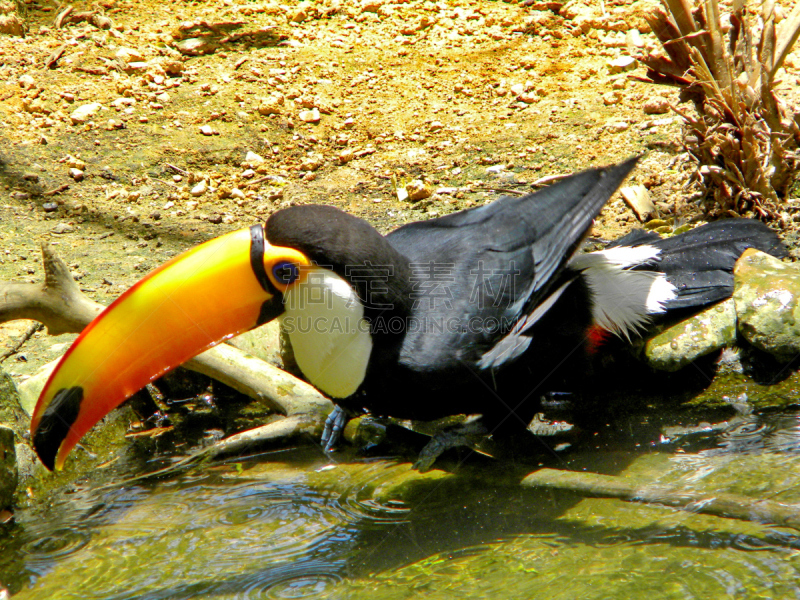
left=264, top=159, right=787, bottom=430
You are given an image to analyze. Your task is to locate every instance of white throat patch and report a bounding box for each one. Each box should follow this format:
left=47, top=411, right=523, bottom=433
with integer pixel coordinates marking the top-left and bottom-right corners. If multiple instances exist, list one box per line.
left=280, top=267, right=372, bottom=398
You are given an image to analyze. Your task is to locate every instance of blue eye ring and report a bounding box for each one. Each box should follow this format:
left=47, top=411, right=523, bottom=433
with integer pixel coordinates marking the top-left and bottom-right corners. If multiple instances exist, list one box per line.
left=272, top=261, right=299, bottom=285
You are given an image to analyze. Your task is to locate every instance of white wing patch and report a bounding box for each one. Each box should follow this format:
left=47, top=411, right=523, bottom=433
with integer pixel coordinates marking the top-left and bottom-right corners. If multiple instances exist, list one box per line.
left=281, top=267, right=372, bottom=398
left=570, top=245, right=677, bottom=340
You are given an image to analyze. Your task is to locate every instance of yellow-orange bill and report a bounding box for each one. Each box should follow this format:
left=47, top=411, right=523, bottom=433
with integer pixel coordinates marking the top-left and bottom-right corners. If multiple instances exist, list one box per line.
left=30, top=226, right=306, bottom=470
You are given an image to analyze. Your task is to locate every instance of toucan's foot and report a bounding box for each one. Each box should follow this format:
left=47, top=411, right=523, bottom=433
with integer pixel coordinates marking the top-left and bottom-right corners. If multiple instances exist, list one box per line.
left=321, top=405, right=348, bottom=452
left=412, top=418, right=489, bottom=472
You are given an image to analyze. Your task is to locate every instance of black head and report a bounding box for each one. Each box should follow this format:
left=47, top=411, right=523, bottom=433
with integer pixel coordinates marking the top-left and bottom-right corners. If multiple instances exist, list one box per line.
left=265, top=205, right=412, bottom=315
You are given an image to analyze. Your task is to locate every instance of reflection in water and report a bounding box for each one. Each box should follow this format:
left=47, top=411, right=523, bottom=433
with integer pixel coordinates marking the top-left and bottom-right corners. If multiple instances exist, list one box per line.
left=1, top=411, right=800, bottom=599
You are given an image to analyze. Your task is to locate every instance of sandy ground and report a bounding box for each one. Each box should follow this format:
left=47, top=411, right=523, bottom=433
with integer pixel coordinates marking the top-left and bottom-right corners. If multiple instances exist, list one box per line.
left=1, top=0, right=799, bottom=380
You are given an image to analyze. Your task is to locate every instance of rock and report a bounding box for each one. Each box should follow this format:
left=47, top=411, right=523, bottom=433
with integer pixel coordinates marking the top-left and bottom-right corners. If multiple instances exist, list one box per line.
left=190, top=180, right=208, bottom=196
left=0, top=369, right=28, bottom=434
left=606, top=121, right=630, bottom=133
left=734, top=249, right=800, bottom=361
left=300, top=154, right=324, bottom=171
left=69, top=168, right=84, bottom=181
left=174, top=37, right=218, bottom=56
left=18, top=73, right=35, bottom=89
left=602, top=91, right=621, bottom=105
left=338, top=148, right=354, bottom=164
left=644, top=298, right=737, bottom=371
left=66, top=155, right=86, bottom=169
left=51, top=222, right=74, bottom=234
left=406, top=179, right=432, bottom=202
left=290, top=5, right=311, bottom=22
left=199, top=124, right=215, bottom=136
left=299, top=108, right=321, bottom=123
left=245, top=151, right=265, bottom=165
left=643, top=97, right=670, bottom=114
left=115, top=47, right=144, bottom=62
left=0, top=426, right=16, bottom=509
left=620, top=185, right=656, bottom=221
left=0, top=14, right=25, bottom=36
left=70, top=102, right=103, bottom=124
left=607, top=56, right=636, bottom=73
left=361, top=0, right=384, bottom=12
left=344, top=415, right=387, bottom=447
left=257, top=95, right=284, bottom=115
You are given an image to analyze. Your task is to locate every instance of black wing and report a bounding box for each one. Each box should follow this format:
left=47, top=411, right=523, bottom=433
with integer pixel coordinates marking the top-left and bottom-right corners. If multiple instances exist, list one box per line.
left=386, top=157, right=638, bottom=372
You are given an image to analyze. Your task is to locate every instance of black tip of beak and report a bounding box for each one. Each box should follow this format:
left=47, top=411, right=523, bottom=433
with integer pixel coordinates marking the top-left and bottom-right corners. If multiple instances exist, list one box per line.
left=32, top=386, right=83, bottom=471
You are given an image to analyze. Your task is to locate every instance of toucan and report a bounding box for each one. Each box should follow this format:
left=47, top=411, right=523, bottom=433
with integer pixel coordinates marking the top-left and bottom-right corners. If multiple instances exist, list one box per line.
left=30, top=157, right=787, bottom=470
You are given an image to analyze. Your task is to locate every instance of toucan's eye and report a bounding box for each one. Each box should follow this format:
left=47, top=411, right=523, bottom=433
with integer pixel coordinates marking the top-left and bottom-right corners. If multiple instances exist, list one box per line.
left=272, top=261, right=299, bottom=285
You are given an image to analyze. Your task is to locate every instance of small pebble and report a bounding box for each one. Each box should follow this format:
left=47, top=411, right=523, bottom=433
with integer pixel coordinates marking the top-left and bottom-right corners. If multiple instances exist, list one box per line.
left=602, top=91, right=621, bottom=105
left=42, top=202, right=58, bottom=212
left=70, top=102, right=103, bottom=124
left=643, top=97, right=670, bottom=114
left=190, top=180, right=208, bottom=196
left=406, top=179, right=432, bottom=202
left=299, top=108, right=321, bottom=123
left=52, top=222, right=74, bottom=234
left=607, top=56, right=636, bottom=73
left=199, top=125, right=215, bottom=136
left=69, top=168, right=84, bottom=181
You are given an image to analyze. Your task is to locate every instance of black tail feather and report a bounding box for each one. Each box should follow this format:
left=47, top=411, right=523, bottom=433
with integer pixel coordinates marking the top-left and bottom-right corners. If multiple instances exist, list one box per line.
left=636, top=220, right=788, bottom=311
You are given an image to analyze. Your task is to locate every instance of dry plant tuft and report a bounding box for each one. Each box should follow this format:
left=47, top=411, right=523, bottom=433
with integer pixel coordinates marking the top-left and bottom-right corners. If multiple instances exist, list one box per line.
left=638, top=0, right=800, bottom=220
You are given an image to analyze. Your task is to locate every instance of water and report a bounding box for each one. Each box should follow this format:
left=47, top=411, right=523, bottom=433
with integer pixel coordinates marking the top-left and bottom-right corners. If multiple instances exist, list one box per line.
left=3, top=410, right=800, bottom=600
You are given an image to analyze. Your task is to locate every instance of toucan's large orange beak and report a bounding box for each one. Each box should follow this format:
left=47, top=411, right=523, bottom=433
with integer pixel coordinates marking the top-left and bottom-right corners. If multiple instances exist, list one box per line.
left=31, top=225, right=309, bottom=470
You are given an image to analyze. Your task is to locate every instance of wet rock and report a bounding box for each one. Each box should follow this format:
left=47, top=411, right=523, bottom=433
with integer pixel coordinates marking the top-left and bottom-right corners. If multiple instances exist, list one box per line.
left=0, top=426, right=16, bottom=509
left=644, top=298, right=736, bottom=371
left=344, top=415, right=387, bottom=447
left=734, top=249, right=800, bottom=362
left=70, top=102, right=103, bottom=124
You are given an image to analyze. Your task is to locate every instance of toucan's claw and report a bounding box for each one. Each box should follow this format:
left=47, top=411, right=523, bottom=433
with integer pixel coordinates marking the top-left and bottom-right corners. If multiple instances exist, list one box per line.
left=412, top=419, right=489, bottom=472
left=322, top=405, right=347, bottom=452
